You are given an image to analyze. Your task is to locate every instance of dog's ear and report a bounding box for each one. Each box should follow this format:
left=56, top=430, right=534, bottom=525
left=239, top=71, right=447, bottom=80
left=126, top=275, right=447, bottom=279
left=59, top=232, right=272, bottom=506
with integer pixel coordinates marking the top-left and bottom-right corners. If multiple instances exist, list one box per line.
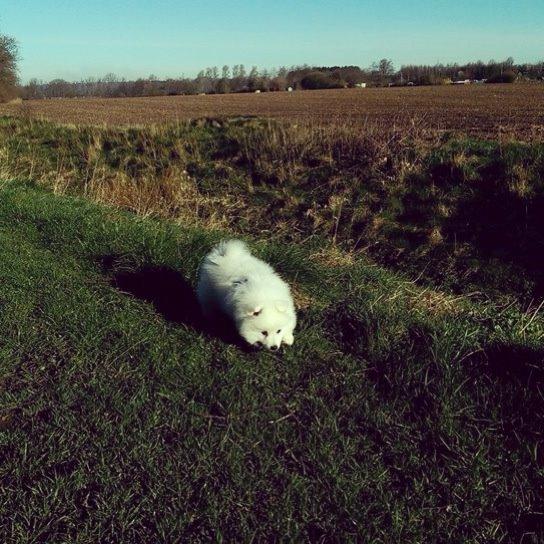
left=275, top=300, right=288, bottom=313
left=246, top=305, right=262, bottom=317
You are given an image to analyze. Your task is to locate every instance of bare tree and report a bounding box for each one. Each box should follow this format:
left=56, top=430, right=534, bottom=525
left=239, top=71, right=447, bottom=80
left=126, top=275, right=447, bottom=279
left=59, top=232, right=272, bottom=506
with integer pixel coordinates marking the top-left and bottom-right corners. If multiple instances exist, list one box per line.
left=23, top=78, right=43, bottom=99
left=247, top=66, right=260, bottom=91
left=371, top=58, right=395, bottom=86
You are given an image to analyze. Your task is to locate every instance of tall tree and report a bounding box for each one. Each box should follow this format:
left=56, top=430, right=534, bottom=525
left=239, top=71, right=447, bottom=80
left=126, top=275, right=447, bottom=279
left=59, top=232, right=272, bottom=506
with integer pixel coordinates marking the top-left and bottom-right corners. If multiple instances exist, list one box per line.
left=0, top=33, right=19, bottom=102
left=247, top=66, right=260, bottom=91
left=372, top=58, right=395, bottom=85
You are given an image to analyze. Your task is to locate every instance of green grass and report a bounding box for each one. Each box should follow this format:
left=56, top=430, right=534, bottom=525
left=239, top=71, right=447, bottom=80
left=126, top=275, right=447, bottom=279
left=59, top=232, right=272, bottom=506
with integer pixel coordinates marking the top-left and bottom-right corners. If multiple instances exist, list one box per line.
left=0, top=180, right=543, bottom=542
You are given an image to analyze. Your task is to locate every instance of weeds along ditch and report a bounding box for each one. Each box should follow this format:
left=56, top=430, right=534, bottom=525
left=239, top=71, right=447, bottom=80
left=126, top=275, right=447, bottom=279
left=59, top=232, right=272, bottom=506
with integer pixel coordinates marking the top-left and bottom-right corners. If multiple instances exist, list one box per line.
left=1, top=115, right=543, bottom=303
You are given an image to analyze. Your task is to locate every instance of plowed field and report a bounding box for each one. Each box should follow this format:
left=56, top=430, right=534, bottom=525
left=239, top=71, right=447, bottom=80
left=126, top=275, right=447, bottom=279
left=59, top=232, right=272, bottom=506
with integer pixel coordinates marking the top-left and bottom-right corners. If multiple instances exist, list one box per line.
left=2, top=84, right=543, bottom=138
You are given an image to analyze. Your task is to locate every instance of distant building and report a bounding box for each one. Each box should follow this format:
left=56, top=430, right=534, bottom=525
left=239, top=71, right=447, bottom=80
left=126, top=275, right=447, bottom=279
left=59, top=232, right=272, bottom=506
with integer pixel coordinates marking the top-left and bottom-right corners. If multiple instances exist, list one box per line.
left=355, top=82, right=367, bottom=88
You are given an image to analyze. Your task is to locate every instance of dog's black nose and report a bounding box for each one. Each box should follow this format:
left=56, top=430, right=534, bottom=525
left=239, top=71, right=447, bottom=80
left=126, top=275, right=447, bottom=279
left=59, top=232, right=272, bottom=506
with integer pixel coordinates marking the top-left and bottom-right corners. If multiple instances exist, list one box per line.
left=270, top=345, right=278, bottom=351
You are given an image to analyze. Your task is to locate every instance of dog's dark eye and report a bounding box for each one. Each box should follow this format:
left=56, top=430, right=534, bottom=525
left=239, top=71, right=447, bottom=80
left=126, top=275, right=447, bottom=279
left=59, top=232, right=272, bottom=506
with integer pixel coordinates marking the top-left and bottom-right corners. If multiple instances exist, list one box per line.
left=277, top=329, right=281, bottom=333
left=261, top=331, right=268, bottom=337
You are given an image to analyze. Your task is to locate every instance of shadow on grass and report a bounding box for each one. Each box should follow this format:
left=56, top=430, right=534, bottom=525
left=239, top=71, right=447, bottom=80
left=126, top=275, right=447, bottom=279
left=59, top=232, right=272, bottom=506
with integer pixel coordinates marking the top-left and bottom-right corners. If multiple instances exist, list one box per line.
left=444, top=189, right=544, bottom=297
left=461, top=342, right=544, bottom=538
left=480, top=343, right=544, bottom=385
left=100, top=256, right=244, bottom=347
left=383, top=144, right=544, bottom=299
left=112, top=265, right=201, bottom=325
left=467, top=342, right=544, bottom=463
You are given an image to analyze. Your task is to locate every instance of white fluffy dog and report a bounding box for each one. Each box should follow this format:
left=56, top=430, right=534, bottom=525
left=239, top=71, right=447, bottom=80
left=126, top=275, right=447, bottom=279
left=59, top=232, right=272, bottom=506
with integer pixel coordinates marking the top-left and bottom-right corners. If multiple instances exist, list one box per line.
left=197, top=240, right=296, bottom=350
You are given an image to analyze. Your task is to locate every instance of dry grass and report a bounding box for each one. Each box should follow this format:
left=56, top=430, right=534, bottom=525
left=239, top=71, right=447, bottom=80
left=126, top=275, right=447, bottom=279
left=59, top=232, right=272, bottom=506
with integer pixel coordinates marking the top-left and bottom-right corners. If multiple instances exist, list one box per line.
left=0, top=116, right=421, bottom=235
left=309, top=245, right=358, bottom=268
left=85, top=168, right=239, bottom=229
left=0, top=115, right=543, bottom=302
left=1, top=84, right=544, bottom=139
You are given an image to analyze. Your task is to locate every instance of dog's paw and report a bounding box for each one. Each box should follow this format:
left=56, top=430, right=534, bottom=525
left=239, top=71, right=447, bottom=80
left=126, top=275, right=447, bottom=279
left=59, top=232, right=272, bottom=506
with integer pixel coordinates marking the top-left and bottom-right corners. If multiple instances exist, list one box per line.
left=283, top=332, right=294, bottom=346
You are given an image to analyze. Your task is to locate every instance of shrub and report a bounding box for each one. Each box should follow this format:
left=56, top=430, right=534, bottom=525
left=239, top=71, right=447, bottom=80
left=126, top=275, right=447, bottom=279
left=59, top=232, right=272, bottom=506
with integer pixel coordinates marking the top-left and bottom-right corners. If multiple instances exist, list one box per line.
left=300, top=72, right=345, bottom=90
left=487, top=70, right=517, bottom=84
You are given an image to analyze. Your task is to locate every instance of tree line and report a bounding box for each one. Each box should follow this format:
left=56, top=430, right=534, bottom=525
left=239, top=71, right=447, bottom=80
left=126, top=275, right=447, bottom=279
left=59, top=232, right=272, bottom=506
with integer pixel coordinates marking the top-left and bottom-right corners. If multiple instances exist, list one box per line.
left=19, top=58, right=544, bottom=100
left=397, top=57, right=544, bottom=85
left=20, top=65, right=369, bottom=99
left=1, top=31, right=543, bottom=102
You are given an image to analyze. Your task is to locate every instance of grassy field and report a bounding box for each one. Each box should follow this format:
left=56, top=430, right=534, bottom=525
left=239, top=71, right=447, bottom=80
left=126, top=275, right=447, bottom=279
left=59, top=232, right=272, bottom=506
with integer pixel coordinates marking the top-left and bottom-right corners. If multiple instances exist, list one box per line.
left=0, top=111, right=543, bottom=541
left=0, top=180, right=542, bottom=542
left=1, top=84, right=544, bottom=138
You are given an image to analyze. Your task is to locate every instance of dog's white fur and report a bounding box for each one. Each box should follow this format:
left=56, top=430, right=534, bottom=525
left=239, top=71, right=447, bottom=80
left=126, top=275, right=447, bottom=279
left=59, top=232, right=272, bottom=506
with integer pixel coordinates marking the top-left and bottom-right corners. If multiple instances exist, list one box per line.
left=197, top=240, right=296, bottom=350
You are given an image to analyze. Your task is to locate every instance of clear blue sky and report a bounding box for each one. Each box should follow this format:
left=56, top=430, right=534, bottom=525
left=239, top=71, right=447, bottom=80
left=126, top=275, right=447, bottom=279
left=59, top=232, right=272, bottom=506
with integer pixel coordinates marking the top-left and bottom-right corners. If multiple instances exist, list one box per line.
left=2, top=0, right=543, bottom=83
